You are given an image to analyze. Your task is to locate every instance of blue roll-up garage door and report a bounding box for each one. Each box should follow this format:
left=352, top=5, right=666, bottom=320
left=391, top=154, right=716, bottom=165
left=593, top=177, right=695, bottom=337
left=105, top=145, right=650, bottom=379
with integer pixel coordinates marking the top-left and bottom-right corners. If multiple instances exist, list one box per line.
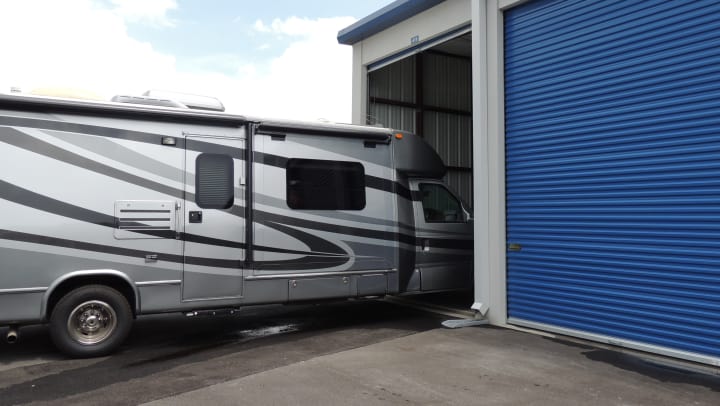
left=505, top=0, right=720, bottom=362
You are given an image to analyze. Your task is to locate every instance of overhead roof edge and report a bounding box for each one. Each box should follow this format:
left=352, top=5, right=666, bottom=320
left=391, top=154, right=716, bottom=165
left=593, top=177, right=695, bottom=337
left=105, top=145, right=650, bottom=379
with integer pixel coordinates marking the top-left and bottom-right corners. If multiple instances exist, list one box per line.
left=337, top=0, right=444, bottom=45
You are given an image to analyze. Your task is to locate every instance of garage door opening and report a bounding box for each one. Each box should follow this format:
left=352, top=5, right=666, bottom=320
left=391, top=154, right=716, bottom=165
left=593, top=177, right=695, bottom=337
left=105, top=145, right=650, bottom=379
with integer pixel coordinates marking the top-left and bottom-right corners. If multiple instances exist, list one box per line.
left=366, top=33, right=475, bottom=310
left=366, top=33, right=473, bottom=208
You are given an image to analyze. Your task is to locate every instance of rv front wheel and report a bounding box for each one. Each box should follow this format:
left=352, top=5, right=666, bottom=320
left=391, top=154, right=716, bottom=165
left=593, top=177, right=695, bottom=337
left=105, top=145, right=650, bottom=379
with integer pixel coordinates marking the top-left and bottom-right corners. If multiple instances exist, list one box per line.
left=49, top=285, right=132, bottom=358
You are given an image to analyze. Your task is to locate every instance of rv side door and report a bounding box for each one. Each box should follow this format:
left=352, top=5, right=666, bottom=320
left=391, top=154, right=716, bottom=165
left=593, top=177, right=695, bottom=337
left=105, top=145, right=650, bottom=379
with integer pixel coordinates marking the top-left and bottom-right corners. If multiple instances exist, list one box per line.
left=410, top=180, right=473, bottom=291
left=183, top=134, right=246, bottom=300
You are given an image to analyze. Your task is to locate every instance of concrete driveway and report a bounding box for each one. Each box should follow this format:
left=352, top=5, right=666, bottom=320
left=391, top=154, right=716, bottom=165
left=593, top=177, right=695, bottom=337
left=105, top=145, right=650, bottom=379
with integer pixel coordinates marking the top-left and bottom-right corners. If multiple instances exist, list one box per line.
left=143, top=324, right=720, bottom=406
left=1, top=300, right=718, bottom=405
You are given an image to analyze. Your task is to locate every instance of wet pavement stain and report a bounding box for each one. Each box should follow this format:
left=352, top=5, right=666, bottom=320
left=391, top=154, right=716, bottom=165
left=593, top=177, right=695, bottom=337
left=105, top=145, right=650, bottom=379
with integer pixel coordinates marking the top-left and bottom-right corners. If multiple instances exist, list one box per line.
left=124, top=320, right=305, bottom=367
left=583, top=349, right=720, bottom=393
left=543, top=336, right=595, bottom=350
left=0, top=301, right=441, bottom=406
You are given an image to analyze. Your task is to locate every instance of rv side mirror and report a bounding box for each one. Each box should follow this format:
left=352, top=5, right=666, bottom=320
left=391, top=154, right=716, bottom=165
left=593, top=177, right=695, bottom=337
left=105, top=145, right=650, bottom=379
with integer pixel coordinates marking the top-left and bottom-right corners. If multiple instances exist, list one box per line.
left=463, top=207, right=473, bottom=223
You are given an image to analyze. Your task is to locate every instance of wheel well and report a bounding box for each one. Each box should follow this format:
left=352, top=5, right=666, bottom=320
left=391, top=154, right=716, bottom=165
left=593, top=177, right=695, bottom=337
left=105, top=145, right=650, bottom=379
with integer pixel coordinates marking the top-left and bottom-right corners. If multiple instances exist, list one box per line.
left=46, top=276, right=137, bottom=320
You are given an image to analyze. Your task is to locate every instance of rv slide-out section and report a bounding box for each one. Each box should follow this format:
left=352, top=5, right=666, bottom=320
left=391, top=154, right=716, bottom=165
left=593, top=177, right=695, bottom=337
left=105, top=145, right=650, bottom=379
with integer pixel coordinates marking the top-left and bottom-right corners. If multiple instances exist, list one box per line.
left=0, top=93, right=473, bottom=357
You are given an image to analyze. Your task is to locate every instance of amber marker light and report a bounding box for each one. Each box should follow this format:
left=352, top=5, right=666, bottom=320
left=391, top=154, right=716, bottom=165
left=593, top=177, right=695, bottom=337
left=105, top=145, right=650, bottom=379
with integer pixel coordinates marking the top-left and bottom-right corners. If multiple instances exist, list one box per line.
left=395, top=133, right=403, bottom=140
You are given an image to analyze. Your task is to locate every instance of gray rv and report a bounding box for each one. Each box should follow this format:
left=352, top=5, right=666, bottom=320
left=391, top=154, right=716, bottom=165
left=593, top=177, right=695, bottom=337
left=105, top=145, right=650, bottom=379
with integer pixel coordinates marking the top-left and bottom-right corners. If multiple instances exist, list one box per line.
left=0, top=92, right=473, bottom=357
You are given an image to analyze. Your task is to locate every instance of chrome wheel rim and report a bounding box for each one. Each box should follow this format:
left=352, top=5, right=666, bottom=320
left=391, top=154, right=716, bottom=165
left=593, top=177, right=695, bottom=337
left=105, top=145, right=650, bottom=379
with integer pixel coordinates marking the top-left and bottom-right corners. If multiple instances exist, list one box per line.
left=67, top=300, right=117, bottom=345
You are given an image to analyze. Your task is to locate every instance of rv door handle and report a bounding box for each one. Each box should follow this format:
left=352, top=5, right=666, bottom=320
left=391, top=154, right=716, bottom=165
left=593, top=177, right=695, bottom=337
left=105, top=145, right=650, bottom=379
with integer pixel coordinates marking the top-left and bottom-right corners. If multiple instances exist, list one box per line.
left=422, top=239, right=430, bottom=252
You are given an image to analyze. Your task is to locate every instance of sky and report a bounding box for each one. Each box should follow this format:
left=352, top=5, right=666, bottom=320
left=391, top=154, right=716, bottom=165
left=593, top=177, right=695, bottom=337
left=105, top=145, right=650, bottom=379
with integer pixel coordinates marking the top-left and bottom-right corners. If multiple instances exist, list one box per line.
left=0, top=0, right=395, bottom=122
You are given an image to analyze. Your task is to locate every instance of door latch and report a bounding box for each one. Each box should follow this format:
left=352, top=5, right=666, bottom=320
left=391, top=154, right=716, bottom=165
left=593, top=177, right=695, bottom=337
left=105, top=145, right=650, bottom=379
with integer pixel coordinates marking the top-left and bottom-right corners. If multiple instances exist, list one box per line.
left=189, top=211, right=203, bottom=223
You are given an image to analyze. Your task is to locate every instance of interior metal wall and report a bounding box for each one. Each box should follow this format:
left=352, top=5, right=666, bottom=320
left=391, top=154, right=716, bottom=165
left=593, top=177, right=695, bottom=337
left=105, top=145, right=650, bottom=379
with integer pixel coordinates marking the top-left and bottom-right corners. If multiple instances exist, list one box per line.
left=368, top=50, right=473, bottom=206
left=367, top=57, right=416, bottom=131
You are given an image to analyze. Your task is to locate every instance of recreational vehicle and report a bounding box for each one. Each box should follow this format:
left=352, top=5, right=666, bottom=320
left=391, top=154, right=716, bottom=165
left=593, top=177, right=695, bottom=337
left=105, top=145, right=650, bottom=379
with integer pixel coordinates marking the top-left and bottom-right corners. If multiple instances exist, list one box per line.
left=0, top=92, right=473, bottom=357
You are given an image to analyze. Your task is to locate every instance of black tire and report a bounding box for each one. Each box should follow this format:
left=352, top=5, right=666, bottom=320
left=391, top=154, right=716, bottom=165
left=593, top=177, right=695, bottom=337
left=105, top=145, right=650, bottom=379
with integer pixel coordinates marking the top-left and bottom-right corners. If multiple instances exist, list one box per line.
left=49, top=285, right=132, bottom=358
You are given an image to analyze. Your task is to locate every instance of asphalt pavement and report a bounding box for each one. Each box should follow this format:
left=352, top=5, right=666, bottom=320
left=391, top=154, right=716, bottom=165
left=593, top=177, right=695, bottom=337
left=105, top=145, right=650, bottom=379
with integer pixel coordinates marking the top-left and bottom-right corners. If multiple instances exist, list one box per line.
left=0, top=298, right=718, bottom=405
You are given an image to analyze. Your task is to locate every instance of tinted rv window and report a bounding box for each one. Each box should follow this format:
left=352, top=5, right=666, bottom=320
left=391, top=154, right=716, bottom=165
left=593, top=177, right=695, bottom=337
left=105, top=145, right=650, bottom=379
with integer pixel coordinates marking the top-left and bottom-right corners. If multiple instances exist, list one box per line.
left=286, top=159, right=365, bottom=210
left=195, top=153, right=234, bottom=209
left=419, top=183, right=463, bottom=223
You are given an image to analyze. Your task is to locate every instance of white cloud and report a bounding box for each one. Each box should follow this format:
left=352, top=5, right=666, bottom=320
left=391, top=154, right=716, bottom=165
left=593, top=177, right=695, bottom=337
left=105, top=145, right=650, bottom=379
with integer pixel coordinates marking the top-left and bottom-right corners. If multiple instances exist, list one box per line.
left=0, top=2, right=357, bottom=123
left=237, top=16, right=358, bottom=121
left=0, top=0, right=176, bottom=97
left=253, top=19, right=271, bottom=33
left=109, top=0, right=178, bottom=27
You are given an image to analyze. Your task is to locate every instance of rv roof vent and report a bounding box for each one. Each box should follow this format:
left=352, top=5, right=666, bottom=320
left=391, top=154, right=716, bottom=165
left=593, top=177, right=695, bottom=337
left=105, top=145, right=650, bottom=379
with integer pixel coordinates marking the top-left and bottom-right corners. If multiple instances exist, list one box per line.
left=111, top=94, right=187, bottom=109
left=143, top=90, right=225, bottom=112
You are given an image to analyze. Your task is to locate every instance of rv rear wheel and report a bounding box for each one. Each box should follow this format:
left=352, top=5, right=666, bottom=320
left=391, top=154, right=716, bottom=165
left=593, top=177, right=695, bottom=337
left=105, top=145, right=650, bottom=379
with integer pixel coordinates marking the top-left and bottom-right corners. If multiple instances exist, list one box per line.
left=49, top=285, right=132, bottom=358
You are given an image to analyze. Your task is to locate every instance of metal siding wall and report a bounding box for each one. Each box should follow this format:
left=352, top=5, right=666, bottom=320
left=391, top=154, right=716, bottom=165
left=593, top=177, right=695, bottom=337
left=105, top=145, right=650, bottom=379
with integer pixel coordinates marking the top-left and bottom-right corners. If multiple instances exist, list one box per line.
left=369, top=56, right=416, bottom=103
left=423, top=53, right=472, bottom=112
left=422, top=53, right=473, bottom=206
left=424, top=111, right=473, bottom=205
left=423, top=112, right=473, bottom=169
left=444, top=170, right=473, bottom=207
left=368, top=103, right=416, bottom=132
left=505, top=0, right=720, bottom=359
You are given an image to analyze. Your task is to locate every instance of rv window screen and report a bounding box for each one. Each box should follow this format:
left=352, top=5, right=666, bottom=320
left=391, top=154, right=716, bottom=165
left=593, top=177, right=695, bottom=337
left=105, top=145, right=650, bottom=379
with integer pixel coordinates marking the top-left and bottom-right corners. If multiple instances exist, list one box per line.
left=195, top=153, right=234, bottom=209
left=286, top=159, right=365, bottom=210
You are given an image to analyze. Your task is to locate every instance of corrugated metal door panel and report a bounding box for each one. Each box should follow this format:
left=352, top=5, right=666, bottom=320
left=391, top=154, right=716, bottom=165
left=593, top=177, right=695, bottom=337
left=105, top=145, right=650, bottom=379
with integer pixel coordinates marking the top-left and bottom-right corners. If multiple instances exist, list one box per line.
left=505, top=0, right=720, bottom=359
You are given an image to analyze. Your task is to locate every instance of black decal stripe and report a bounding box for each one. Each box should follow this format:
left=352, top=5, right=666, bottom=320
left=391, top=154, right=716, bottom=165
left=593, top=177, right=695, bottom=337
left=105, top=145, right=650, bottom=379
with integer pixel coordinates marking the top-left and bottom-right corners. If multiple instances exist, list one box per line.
left=0, top=116, right=248, bottom=161
left=0, top=116, right=178, bottom=147
left=0, top=228, right=241, bottom=268
left=1, top=126, right=256, bottom=237
left=1, top=116, right=413, bottom=201
left=0, top=179, right=176, bottom=241
left=184, top=256, right=241, bottom=268
left=127, top=230, right=177, bottom=239
left=0, top=127, right=184, bottom=198
left=181, top=233, right=245, bottom=249
left=253, top=150, right=287, bottom=167
left=263, top=221, right=346, bottom=256
left=257, top=256, right=351, bottom=271
left=2, top=127, right=418, bottom=246
left=0, top=228, right=181, bottom=261
left=256, top=210, right=416, bottom=246
left=0, top=179, right=116, bottom=228
left=229, top=204, right=246, bottom=219
left=182, top=232, right=343, bottom=258
left=365, top=175, right=412, bottom=200
left=0, top=178, right=348, bottom=258
left=0, top=229, right=348, bottom=270
left=253, top=244, right=344, bottom=257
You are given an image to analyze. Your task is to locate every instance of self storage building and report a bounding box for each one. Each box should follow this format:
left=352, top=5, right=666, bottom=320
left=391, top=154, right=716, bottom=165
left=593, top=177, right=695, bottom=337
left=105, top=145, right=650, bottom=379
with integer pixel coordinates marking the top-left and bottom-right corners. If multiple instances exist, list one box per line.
left=338, top=0, right=720, bottom=366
